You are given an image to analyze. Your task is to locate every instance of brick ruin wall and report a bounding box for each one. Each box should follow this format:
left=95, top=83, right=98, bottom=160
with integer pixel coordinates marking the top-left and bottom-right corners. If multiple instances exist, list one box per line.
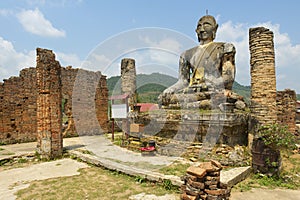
left=0, top=54, right=108, bottom=144
left=0, top=68, right=37, bottom=144
left=277, top=89, right=297, bottom=133
left=249, top=27, right=277, bottom=126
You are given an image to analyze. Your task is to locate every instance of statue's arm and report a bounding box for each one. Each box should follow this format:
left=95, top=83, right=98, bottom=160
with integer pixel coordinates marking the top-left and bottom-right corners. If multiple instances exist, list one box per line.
left=221, top=43, right=236, bottom=90
left=162, top=53, right=190, bottom=94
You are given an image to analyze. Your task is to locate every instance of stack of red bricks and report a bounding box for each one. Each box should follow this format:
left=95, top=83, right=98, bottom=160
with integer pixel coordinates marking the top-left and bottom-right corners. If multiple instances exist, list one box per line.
left=181, top=160, right=231, bottom=200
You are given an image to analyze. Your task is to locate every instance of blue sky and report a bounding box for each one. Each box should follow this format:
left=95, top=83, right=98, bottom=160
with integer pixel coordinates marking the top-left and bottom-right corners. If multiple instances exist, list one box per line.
left=0, top=0, right=300, bottom=93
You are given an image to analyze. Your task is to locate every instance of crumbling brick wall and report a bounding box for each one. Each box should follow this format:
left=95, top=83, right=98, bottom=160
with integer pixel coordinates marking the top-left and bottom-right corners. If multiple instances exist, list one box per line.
left=277, top=89, right=296, bottom=133
left=71, top=69, right=108, bottom=135
left=249, top=27, right=277, bottom=126
left=0, top=51, right=108, bottom=144
left=0, top=68, right=37, bottom=144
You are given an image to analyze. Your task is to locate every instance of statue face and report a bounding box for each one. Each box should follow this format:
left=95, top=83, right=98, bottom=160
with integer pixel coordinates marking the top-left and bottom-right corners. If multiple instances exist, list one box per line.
left=196, top=16, right=217, bottom=44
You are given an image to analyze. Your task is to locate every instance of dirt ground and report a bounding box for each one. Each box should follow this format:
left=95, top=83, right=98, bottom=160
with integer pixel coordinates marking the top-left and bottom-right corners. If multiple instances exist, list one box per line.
left=231, top=188, right=300, bottom=200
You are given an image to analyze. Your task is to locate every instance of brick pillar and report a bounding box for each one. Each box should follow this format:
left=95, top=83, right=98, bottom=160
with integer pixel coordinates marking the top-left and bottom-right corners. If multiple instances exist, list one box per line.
left=277, top=89, right=297, bottom=133
left=0, top=83, right=3, bottom=135
left=36, top=48, right=62, bottom=159
left=96, top=75, right=109, bottom=132
left=121, top=58, right=137, bottom=110
left=249, top=27, right=277, bottom=126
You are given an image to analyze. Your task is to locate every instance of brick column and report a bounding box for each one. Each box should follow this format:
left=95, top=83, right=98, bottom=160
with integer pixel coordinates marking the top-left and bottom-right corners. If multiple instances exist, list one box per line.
left=121, top=58, right=137, bottom=110
left=36, top=48, right=62, bottom=159
left=249, top=27, right=277, bottom=126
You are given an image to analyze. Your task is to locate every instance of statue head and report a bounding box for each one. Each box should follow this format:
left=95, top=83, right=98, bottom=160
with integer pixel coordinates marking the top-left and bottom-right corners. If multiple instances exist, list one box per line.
left=195, top=15, right=218, bottom=44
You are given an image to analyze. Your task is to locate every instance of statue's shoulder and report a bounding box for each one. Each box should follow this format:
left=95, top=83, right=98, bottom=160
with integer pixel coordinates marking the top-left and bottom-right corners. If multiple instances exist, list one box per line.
left=212, top=42, right=235, bottom=52
left=181, top=46, right=199, bottom=58
left=219, top=42, right=236, bottom=54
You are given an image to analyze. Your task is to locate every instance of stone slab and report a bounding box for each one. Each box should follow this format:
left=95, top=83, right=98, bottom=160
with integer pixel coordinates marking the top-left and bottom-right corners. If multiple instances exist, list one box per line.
left=220, top=166, right=252, bottom=188
left=68, top=150, right=184, bottom=187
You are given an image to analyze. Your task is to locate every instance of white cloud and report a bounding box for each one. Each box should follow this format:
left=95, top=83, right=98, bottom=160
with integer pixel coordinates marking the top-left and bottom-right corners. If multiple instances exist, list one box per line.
left=56, top=52, right=82, bottom=68
left=140, top=36, right=182, bottom=53
left=0, top=37, right=35, bottom=81
left=0, top=36, right=85, bottom=82
left=217, top=21, right=300, bottom=93
left=80, top=53, right=114, bottom=75
left=16, top=8, right=66, bottom=38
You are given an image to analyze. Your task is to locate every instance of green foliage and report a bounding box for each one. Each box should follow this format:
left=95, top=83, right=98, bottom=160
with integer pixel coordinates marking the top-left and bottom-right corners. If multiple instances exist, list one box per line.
left=297, top=94, right=300, bottom=100
left=107, top=73, right=176, bottom=103
left=258, top=124, right=297, bottom=151
left=0, top=159, right=9, bottom=166
left=0, top=141, right=7, bottom=145
left=235, top=181, right=253, bottom=192
left=134, top=176, right=146, bottom=184
left=232, top=81, right=250, bottom=103
left=162, top=179, right=177, bottom=191
left=61, top=98, right=66, bottom=113
left=17, top=158, right=28, bottom=164
left=234, top=171, right=300, bottom=191
left=252, top=173, right=298, bottom=189
left=107, top=76, right=122, bottom=96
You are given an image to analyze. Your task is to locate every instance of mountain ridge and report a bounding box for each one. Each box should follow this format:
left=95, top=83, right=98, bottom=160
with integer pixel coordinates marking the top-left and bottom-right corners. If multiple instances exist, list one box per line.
left=107, top=73, right=252, bottom=103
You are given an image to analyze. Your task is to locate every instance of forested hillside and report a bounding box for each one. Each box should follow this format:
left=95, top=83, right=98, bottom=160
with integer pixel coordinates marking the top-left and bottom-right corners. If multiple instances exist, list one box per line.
left=107, top=73, right=252, bottom=103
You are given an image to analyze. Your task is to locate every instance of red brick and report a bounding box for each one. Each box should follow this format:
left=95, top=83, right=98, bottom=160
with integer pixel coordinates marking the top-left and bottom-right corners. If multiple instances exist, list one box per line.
left=187, top=166, right=207, bottom=178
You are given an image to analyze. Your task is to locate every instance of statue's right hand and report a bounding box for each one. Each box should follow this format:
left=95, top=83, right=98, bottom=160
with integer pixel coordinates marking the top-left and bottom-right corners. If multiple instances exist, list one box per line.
left=162, top=86, right=175, bottom=96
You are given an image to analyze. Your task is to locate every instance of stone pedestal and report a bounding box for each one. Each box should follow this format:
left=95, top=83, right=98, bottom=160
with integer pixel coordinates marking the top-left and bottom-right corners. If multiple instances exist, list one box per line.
left=134, top=110, right=250, bottom=154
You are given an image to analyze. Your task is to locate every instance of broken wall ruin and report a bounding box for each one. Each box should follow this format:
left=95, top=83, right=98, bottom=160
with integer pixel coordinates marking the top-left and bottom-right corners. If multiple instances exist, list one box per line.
left=0, top=49, right=108, bottom=145
left=277, top=89, right=297, bottom=133
left=0, top=68, right=37, bottom=144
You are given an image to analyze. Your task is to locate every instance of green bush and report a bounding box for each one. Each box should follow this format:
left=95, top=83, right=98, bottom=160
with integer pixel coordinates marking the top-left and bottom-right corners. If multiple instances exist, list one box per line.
left=258, top=124, right=297, bottom=151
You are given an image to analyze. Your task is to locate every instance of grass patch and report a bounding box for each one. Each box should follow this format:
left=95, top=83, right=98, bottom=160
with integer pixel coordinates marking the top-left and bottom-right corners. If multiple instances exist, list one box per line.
left=234, top=153, right=300, bottom=192
left=15, top=165, right=180, bottom=200
left=17, top=158, right=28, bottom=164
left=77, top=149, right=95, bottom=155
left=158, top=161, right=190, bottom=177
left=1, top=152, right=15, bottom=156
left=0, top=142, right=7, bottom=146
